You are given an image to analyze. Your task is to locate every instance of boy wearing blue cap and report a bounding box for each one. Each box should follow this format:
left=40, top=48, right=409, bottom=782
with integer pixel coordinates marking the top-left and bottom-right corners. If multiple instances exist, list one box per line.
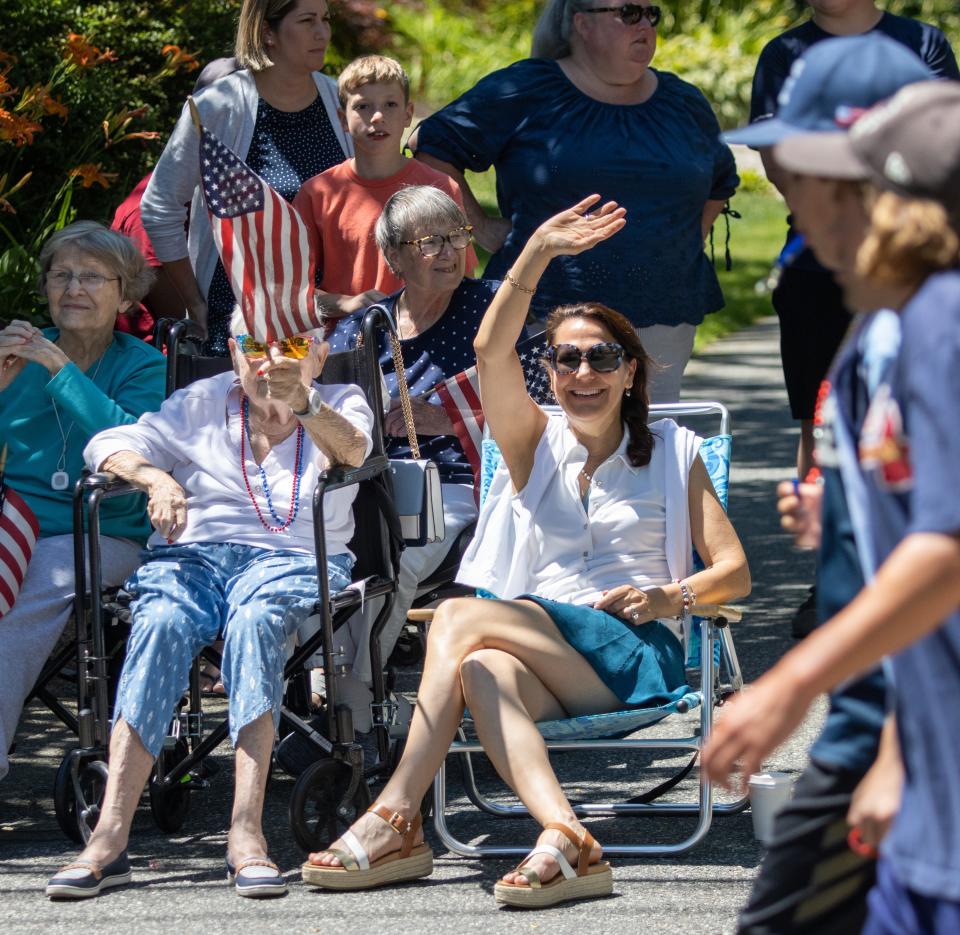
left=708, top=79, right=960, bottom=935
left=747, top=1, right=957, bottom=486
left=723, top=32, right=936, bottom=935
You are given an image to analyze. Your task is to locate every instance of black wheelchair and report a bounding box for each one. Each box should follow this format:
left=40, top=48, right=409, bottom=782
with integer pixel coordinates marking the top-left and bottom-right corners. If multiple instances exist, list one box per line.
left=54, top=311, right=409, bottom=854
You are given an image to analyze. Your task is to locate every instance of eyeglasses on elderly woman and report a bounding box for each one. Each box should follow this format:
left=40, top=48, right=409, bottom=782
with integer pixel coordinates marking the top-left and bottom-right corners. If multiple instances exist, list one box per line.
left=46, top=269, right=120, bottom=291
left=235, top=334, right=316, bottom=359
left=578, top=3, right=661, bottom=27
left=400, top=226, right=473, bottom=258
left=545, top=342, right=626, bottom=374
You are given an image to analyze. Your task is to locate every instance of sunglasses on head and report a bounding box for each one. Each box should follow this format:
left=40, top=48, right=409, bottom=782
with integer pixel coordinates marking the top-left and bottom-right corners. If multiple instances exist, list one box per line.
left=236, top=334, right=315, bottom=360
left=545, top=342, right=626, bottom=375
left=579, top=3, right=661, bottom=27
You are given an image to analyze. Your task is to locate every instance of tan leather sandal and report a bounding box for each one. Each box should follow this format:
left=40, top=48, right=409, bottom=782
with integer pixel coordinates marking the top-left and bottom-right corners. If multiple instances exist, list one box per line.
left=301, top=803, right=433, bottom=890
left=494, top=823, right=612, bottom=908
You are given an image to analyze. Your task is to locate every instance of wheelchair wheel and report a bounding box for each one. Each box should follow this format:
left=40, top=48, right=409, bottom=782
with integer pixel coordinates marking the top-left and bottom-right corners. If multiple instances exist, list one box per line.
left=54, top=752, right=109, bottom=844
left=149, top=738, right=191, bottom=833
left=289, top=758, right=371, bottom=853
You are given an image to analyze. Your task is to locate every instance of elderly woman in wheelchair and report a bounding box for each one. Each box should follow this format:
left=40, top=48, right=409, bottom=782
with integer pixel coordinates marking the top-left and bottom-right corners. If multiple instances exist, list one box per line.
left=45, top=312, right=373, bottom=900
left=302, top=197, right=750, bottom=907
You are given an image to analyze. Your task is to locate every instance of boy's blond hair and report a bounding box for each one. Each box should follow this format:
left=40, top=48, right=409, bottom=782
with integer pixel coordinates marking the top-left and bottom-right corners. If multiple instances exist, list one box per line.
left=337, top=55, right=410, bottom=107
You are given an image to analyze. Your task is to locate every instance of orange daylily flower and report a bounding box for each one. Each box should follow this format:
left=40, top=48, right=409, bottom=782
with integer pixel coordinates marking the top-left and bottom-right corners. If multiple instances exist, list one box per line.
left=43, top=94, right=68, bottom=120
left=0, top=108, right=42, bottom=146
left=68, top=163, right=118, bottom=189
left=161, top=44, right=200, bottom=73
left=63, top=33, right=117, bottom=68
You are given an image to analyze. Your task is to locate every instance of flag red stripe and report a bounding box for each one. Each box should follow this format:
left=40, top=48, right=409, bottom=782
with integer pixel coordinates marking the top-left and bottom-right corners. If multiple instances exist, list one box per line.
left=5, top=488, right=39, bottom=537
left=0, top=540, right=27, bottom=587
left=0, top=573, right=16, bottom=615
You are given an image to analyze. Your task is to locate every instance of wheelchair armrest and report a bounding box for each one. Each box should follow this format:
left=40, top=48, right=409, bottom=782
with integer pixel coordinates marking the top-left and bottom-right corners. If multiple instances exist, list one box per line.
left=315, top=453, right=391, bottom=493
left=80, top=471, right=140, bottom=501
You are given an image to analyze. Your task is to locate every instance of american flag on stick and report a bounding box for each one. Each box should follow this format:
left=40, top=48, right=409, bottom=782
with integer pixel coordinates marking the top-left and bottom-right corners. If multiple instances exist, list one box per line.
left=434, top=332, right=552, bottom=490
left=0, top=444, right=39, bottom=617
left=190, top=97, right=315, bottom=341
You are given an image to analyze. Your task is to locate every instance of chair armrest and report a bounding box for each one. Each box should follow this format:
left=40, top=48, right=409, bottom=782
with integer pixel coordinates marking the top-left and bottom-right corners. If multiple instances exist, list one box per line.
left=80, top=471, right=139, bottom=501
left=409, top=604, right=744, bottom=625
left=693, top=604, right=743, bottom=624
left=316, top=454, right=391, bottom=493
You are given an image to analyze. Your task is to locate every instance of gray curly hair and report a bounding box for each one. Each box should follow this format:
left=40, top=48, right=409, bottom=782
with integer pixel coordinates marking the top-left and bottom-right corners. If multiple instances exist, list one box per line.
left=38, top=220, right=155, bottom=304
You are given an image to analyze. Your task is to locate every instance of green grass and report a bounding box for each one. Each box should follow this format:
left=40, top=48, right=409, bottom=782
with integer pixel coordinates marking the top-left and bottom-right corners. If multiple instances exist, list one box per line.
left=464, top=167, right=787, bottom=351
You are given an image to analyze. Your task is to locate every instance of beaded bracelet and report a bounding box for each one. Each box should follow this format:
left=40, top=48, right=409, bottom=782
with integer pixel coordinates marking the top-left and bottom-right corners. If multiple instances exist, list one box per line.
left=505, top=271, right=536, bottom=294
left=674, top=578, right=697, bottom=618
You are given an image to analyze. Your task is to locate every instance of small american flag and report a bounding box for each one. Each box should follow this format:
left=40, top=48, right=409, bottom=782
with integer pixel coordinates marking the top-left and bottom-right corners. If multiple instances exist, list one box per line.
left=435, top=332, right=552, bottom=489
left=193, top=98, right=315, bottom=341
left=0, top=445, right=38, bottom=617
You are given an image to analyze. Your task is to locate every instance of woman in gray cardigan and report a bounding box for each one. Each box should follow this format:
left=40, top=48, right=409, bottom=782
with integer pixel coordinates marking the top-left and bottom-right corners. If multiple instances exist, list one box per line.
left=142, top=0, right=353, bottom=355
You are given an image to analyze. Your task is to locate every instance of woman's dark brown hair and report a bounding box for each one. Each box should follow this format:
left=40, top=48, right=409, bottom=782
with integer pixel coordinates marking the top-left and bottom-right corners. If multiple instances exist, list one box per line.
left=544, top=302, right=655, bottom=467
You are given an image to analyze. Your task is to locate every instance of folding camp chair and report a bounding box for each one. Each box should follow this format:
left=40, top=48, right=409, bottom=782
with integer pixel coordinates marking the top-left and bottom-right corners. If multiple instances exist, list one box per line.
left=429, top=401, right=748, bottom=858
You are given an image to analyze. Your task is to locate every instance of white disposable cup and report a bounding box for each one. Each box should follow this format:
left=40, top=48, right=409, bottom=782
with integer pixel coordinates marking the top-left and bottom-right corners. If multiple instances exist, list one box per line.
left=748, top=771, right=794, bottom=845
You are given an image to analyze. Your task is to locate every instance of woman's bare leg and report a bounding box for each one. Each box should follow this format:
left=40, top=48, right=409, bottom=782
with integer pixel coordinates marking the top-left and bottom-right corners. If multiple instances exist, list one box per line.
left=309, top=596, right=620, bottom=867
left=460, top=647, right=604, bottom=885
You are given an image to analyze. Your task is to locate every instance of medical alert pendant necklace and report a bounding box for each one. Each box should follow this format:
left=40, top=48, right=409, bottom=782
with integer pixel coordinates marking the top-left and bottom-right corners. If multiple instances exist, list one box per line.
left=240, top=395, right=304, bottom=532
left=51, top=353, right=106, bottom=490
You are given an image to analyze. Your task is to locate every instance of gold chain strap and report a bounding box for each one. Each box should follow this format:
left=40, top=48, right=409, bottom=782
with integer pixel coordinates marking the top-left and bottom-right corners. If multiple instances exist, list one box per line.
left=355, top=304, right=420, bottom=458
left=388, top=330, right=420, bottom=459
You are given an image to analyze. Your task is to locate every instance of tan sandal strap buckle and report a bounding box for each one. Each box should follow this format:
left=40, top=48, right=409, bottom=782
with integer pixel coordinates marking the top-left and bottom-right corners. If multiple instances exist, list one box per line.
left=369, top=803, right=411, bottom=836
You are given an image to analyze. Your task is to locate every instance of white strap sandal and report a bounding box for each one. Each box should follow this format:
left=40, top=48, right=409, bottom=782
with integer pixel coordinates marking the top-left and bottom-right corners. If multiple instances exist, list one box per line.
left=301, top=803, right=433, bottom=890
left=494, top=822, right=613, bottom=909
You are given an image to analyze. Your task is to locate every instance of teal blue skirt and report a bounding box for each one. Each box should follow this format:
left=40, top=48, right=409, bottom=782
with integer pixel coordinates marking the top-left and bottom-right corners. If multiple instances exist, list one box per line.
left=524, top=596, right=691, bottom=709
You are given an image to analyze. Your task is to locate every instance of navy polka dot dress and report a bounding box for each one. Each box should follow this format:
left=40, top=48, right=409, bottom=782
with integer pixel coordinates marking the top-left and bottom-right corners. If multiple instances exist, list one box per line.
left=205, top=94, right=345, bottom=355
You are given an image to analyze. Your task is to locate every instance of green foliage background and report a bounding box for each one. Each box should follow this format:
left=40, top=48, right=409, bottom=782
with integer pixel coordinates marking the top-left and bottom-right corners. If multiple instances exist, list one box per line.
left=2, top=0, right=958, bottom=322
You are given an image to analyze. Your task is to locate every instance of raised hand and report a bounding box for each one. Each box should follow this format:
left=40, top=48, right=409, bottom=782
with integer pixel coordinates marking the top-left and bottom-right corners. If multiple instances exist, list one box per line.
left=530, top=194, right=627, bottom=258
left=260, top=356, right=310, bottom=412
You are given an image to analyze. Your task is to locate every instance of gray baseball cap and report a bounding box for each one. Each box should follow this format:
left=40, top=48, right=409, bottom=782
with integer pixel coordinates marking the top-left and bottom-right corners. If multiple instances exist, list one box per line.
left=774, top=81, right=960, bottom=222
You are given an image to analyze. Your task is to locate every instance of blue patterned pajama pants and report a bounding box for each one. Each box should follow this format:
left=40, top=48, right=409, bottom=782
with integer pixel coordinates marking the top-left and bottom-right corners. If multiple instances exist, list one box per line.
left=113, top=542, right=352, bottom=757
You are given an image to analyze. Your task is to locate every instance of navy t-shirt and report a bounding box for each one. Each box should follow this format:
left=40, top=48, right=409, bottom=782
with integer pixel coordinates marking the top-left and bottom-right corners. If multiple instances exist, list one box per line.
left=749, top=13, right=959, bottom=273
left=858, top=271, right=960, bottom=901
left=327, top=278, right=499, bottom=484
left=417, top=59, right=738, bottom=329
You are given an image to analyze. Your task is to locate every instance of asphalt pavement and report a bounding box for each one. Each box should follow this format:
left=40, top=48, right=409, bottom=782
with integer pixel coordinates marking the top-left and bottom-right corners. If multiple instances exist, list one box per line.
left=0, top=315, right=824, bottom=935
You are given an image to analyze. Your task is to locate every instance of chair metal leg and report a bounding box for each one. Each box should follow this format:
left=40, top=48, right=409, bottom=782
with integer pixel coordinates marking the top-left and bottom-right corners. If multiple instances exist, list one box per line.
left=431, top=617, right=747, bottom=857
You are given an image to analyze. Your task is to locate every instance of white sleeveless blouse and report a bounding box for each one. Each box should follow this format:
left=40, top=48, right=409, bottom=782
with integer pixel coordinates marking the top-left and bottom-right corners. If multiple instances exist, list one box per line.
left=457, top=415, right=701, bottom=608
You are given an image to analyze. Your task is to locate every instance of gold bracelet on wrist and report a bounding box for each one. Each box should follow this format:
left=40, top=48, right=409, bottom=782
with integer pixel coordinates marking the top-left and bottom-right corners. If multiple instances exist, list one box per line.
left=505, top=271, right=536, bottom=295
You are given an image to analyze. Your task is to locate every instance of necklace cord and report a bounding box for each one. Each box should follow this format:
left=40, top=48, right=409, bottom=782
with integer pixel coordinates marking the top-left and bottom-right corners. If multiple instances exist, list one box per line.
left=241, top=395, right=304, bottom=532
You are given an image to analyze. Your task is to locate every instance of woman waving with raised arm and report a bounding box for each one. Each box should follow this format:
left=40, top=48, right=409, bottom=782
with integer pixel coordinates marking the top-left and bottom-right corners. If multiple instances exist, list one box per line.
left=300, top=197, right=750, bottom=909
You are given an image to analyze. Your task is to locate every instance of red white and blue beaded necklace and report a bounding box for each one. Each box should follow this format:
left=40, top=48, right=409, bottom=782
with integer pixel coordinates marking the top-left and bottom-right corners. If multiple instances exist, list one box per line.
left=240, top=395, right=304, bottom=532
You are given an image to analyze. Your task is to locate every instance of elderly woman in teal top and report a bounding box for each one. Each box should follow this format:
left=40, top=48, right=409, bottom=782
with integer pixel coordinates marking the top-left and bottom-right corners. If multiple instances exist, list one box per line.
left=0, top=220, right=165, bottom=781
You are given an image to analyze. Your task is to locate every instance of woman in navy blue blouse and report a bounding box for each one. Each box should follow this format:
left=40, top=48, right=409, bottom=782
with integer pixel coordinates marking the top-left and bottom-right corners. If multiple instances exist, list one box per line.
left=410, top=0, right=738, bottom=402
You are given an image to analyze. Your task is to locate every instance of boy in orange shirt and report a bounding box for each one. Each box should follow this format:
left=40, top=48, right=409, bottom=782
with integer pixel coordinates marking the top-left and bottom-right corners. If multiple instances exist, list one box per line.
left=294, top=55, right=477, bottom=319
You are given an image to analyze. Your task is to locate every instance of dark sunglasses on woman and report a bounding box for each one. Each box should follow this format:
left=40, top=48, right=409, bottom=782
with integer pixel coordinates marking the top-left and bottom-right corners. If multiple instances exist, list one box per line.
left=545, top=342, right=626, bottom=375
left=579, top=4, right=661, bottom=27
